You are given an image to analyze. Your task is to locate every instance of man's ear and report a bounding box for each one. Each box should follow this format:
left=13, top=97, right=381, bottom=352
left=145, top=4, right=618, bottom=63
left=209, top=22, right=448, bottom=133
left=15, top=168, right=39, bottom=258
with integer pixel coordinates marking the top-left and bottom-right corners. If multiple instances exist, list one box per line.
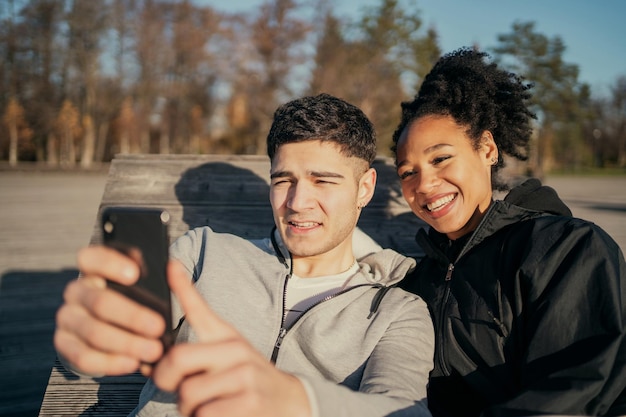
left=357, top=167, right=377, bottom=209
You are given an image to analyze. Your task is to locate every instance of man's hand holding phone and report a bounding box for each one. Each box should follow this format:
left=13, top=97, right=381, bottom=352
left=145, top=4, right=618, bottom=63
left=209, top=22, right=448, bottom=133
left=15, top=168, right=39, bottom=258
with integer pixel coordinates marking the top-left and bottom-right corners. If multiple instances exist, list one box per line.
left=54, top=245, right=169, bottom=376
left=55, top=207, right=174, bottom=377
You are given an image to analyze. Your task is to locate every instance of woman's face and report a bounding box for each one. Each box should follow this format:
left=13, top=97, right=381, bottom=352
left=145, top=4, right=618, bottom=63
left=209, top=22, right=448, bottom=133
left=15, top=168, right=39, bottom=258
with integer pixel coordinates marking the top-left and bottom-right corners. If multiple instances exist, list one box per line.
left=395, top=115, right=497, bottom=240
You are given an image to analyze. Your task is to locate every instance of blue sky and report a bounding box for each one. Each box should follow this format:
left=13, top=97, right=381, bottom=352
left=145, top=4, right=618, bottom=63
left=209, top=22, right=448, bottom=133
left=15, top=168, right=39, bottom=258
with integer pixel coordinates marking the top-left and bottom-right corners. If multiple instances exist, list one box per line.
left=197, top=0, right=626, bottom=97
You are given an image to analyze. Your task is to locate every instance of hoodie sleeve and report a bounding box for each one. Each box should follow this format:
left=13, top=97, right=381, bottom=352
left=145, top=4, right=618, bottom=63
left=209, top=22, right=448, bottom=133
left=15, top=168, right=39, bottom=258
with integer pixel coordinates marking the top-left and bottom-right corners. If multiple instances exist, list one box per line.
left=295, top=293, right=434, bottom=417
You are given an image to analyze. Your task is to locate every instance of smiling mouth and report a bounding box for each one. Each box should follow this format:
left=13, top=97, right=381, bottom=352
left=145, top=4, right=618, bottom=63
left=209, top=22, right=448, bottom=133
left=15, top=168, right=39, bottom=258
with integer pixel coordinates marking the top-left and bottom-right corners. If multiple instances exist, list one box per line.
left=288, top=221, right=321, bottom=228
left=425, top=194, right=456, bottom=212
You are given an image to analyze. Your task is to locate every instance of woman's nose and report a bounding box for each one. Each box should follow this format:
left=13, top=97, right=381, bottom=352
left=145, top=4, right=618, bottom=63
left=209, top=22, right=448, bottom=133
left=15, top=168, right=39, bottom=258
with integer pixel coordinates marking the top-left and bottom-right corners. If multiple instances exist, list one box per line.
left=416, top=170, right=439, bottom=194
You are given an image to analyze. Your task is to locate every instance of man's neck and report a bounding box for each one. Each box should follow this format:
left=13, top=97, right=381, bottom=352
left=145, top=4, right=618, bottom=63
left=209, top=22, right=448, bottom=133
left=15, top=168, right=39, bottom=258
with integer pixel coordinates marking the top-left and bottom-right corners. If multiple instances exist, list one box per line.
left=292, top=250, right=356, bottom=278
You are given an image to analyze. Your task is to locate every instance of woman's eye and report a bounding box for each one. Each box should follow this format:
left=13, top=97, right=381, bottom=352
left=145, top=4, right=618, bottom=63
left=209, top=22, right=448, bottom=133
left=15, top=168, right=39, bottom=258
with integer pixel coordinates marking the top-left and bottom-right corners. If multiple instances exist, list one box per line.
left=398, top=170, right=415, bottom=180
left=432, top=155, right=451, bottom=165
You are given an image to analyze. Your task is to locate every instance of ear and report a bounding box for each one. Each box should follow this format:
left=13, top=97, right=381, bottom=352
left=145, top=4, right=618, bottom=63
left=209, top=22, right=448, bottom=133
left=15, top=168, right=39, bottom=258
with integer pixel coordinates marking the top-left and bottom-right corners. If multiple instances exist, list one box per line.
left=480, top=131, right=498, bottom=166
left=357, top=167, right=377, bottom=209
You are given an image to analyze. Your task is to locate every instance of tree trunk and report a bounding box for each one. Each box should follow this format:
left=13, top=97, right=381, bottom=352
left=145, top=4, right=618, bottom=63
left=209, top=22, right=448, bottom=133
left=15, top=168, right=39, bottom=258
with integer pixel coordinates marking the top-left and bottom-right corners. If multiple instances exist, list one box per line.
left=95, top=122, right=109, bottom=163
left=189, top=134, right=200, bottom=154
left=8, top=120, right=18, bottom=166
left=159, top=130, right=170, bottom=154
left=81, top=116, right=96, bottom=168
left=120, top=130, right=130, bottom=154
left=61, top=127, right=76, bottom=166
left=47, top=133, right=58, bottom=166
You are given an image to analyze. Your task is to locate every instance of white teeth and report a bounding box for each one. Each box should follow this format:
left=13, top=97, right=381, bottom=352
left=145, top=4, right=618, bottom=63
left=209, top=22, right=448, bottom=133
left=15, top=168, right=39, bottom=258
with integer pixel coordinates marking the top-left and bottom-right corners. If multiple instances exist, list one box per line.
left=426, top=195, right=455, bottom=212
left=290, top=221, right=318, bottom=228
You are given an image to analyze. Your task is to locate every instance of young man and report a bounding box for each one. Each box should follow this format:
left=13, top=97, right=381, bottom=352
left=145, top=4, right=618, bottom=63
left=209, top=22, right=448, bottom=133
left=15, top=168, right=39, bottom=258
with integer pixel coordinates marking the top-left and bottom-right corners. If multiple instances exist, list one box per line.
left=54, top=94, right=434, bottom=417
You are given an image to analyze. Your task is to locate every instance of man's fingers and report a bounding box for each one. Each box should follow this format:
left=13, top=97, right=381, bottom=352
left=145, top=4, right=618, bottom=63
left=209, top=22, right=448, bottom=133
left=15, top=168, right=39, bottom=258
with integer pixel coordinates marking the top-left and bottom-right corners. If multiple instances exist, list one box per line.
left=63, top=277, right=166, bottom=338
left=56, top=299, right=164, bottom=364
left=153, top=338, right=262, bottom=394
left=54, top=328, right=143, bottom=376
left=176, top=368, right=247, bottom=417
left=167, top=261, right=239, bottom=342
left=77, top=245, right=140, bottom=286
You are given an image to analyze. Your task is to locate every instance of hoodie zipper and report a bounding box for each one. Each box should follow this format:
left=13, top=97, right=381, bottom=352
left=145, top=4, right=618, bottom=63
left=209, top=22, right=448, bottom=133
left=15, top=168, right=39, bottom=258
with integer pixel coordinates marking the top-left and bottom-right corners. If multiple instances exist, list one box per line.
left=270, top=282, right=378, bottom=363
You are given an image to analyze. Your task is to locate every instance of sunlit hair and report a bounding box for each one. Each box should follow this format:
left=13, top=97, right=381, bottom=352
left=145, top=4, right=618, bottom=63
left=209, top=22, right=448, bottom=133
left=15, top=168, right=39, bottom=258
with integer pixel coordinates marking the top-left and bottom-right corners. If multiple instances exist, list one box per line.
left=267, top=93, right=377, bottom=166
left=391, top=47, right=536, bottom=190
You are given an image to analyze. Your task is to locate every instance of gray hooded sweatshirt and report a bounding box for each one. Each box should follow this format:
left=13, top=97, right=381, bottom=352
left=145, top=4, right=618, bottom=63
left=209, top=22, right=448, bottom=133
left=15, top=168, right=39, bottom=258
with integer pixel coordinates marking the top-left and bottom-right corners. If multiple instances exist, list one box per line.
left=132, top=227, right=434, bottom=417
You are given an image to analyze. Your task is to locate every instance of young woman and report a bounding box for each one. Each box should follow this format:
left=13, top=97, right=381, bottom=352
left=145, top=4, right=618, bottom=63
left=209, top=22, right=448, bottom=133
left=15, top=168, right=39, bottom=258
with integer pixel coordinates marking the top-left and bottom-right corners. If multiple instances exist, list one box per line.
left=392, top=48, right=626, bottom=417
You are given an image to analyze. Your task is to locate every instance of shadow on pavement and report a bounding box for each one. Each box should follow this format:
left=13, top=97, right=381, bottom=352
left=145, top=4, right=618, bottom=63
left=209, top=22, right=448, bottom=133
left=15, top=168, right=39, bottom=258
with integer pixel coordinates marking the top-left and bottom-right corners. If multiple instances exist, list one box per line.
left=0, top=269, right=77, bottom=417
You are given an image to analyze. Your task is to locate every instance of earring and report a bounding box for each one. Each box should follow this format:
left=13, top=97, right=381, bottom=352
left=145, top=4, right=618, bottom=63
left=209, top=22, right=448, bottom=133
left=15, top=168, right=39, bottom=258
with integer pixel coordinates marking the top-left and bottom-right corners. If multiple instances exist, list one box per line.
left=491, top=157, right=497, bottom=165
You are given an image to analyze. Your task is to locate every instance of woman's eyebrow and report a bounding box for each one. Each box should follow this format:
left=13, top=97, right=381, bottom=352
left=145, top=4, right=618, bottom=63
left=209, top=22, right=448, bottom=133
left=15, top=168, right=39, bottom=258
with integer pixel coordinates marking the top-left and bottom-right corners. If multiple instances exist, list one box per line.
left=424, top=143, right=453, bottom=153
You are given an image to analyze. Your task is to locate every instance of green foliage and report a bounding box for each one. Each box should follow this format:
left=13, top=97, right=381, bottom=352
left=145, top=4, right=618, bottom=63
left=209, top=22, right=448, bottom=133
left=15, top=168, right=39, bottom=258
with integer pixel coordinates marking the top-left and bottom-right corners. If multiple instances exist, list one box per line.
left=308, top=0, right=440, bottom=155
left=491, top=21, right=593, bottom=173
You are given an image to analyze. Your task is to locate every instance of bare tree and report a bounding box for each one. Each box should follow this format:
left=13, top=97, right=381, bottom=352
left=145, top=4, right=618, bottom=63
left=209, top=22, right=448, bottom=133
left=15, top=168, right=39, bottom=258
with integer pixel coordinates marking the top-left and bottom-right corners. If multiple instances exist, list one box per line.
left=166, top=0, right=220, bottom=153
left=56, top=99, right=80, bottom=165
left=115, top=96, right=135, bottom=154
left=66, top=0, right=109, bottom=167
left=231, top=0, right=311, bottom=154
left=2, top=97, right=30, bottom=165
left=3, top=0, right=65, bottom=162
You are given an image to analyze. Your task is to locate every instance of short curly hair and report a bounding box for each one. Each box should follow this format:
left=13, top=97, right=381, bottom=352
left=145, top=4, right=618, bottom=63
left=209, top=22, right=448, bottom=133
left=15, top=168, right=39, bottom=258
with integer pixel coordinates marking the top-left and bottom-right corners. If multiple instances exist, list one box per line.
left=267, top=93, right=377, bottom=166
left=391, top=48, right=536, bottom=190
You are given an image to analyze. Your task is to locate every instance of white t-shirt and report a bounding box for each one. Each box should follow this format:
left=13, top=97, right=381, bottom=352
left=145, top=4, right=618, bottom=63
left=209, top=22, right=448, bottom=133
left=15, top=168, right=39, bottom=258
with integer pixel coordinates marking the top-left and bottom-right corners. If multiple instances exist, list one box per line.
left=283, top=262, right=360, bottom=328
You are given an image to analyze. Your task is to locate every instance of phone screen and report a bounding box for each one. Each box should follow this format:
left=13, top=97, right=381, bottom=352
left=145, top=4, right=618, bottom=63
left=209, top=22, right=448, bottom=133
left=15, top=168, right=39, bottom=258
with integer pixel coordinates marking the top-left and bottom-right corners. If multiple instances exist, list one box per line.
left=101, top=207, right=174, bottom=350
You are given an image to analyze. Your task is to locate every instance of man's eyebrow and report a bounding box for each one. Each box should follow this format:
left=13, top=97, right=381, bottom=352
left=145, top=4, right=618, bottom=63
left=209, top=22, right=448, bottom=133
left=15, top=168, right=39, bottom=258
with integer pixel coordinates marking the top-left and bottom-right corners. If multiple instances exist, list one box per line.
left=310, top=171, right=345, bottom=179
left=269, top=170, right=345, bottom=179
left=270, top=170, right=291, bottom=179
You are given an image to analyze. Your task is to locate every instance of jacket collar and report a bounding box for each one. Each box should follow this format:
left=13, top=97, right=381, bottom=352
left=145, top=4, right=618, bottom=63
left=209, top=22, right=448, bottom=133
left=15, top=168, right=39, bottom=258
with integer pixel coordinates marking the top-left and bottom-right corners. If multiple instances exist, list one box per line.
left=417, top=200, right=546, bottom=265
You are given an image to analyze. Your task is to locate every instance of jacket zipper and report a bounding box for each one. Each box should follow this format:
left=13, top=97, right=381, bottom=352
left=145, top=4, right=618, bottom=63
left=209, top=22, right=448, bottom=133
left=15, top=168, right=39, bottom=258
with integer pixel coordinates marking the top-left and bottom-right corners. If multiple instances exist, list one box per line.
left=438, top=263, right=454, bottom=374
left=271, top=272, right=291, bottom=363
left=270, top=282, right=377, bottom=363
left=433, top=202, right=507, bottom=375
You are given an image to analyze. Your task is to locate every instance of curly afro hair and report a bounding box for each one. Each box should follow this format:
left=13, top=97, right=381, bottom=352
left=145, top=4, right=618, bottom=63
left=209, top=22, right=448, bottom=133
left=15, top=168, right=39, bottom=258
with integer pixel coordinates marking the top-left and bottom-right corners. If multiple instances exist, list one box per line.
left=391, top=47, right=536, bottom=190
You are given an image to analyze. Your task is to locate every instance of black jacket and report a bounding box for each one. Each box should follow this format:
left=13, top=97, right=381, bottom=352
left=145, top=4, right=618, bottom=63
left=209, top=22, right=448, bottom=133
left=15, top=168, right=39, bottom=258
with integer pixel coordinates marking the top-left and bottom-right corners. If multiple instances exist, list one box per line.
left=400, top=179, right=626, bottom=417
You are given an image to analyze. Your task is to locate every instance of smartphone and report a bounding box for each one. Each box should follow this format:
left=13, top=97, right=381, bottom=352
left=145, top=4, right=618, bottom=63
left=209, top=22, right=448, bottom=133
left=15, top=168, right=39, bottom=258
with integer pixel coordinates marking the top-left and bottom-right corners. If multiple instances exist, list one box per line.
left=101, top=206, right=174, bottom=351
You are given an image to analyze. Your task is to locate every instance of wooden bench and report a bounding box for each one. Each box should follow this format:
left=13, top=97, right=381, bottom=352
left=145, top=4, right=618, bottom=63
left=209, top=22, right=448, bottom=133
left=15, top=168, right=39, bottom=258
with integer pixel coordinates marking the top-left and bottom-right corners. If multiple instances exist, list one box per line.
left=38, top=153, right=426, bottom=416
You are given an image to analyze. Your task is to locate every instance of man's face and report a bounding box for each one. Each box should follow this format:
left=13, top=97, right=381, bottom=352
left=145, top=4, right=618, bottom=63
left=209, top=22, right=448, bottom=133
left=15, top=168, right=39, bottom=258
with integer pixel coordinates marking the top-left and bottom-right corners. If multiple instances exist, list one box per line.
left=269, top=140, right=375, bottom=265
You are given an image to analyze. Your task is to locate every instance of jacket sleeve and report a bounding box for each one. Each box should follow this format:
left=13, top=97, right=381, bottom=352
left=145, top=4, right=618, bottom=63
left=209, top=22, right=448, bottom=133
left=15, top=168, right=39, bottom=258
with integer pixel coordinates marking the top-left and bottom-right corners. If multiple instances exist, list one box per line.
left=485, top=218, right=626, bottom=416
left=296, top=294, right=434, bottom=417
